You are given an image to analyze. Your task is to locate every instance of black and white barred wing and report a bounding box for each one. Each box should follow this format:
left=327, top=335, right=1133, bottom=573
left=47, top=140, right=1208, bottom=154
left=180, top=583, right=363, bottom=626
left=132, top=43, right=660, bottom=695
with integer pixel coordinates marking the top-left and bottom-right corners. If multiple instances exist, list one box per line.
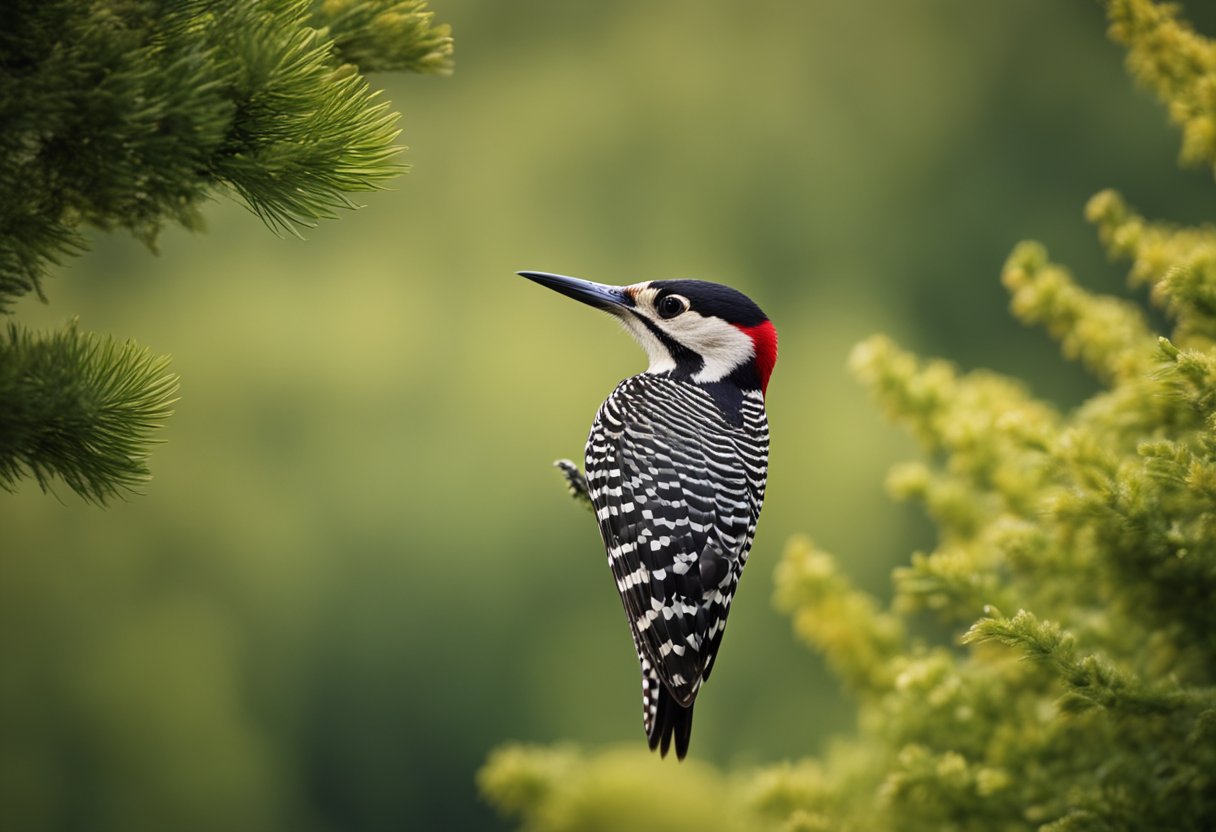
left=586, top=377, right=767, bottom=707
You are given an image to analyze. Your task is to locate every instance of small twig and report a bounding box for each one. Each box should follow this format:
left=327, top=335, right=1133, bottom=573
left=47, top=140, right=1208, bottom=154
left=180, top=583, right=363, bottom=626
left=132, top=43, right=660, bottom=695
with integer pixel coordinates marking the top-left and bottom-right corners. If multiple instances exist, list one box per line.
left=554, top=459, right=593, bottom=511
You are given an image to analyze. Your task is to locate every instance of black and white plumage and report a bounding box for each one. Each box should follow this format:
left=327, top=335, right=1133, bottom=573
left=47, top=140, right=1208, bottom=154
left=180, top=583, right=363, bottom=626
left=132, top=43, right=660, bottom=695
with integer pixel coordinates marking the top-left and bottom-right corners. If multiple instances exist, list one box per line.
left=521, top=272, right=777, bottom=760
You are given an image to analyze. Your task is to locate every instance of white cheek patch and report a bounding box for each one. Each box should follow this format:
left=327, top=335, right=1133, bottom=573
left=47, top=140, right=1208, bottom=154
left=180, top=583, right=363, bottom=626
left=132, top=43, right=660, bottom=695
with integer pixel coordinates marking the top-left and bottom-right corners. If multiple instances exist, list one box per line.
left=665, top=312, right=755, bottom=383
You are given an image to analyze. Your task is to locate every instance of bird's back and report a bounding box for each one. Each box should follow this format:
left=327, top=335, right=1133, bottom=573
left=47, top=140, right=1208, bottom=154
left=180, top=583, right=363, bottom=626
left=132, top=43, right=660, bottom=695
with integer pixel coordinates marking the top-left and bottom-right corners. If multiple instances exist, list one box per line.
left=584, top=373, right=769, bottom=748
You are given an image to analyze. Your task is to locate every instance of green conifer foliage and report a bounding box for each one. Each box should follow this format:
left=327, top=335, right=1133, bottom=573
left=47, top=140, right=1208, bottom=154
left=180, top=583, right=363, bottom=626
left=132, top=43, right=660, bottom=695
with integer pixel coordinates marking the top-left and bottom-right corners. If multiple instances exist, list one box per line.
left=0, top=322, right=177, bottom=503
left=479, top=2, right=1216, bottom=829
left=0, top=0, right=451, bottom=501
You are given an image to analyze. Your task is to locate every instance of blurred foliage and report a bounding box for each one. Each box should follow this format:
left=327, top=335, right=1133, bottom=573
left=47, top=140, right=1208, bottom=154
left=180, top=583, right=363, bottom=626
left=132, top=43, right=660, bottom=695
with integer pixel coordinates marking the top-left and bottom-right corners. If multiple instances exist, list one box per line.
left=0, top=0, right=451, bottom=502
left=316, top=0, right=455, bottom=74
left=1107, top=0, right=1216, bottom=172
left=6, top=0, right=1216, bottom=831
left=482, top=1, right=1216, bottom=830
left=478, top=745, right=752, bottom=832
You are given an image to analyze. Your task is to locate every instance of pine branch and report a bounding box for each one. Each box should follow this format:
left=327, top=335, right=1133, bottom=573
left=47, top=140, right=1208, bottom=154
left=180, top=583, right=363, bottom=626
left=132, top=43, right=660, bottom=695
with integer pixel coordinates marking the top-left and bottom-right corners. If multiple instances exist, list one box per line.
left=0, top=0, right=451, bottom=502
left=0, top=0, right=453, bottom=308
left=209, top=2, right=409, bottom=236
left=0, top=321, right=179, bottom=504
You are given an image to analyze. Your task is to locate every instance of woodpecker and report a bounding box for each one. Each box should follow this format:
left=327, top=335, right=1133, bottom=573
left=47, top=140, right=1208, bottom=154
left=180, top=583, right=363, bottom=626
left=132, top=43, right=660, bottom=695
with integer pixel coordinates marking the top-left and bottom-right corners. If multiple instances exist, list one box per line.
left=520, top=271, right=776, bottom=760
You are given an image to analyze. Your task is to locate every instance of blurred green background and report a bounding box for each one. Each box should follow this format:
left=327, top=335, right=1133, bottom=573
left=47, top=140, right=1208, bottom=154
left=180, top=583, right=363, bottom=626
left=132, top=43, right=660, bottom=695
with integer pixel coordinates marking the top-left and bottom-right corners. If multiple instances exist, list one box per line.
left=4, top=1, right=1215, bottom=829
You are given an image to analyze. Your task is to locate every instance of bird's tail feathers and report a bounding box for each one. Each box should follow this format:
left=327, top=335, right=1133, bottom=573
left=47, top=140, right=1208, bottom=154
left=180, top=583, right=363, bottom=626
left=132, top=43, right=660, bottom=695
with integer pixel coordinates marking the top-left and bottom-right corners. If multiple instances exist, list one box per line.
left=649, top=685, right=694, bottom=761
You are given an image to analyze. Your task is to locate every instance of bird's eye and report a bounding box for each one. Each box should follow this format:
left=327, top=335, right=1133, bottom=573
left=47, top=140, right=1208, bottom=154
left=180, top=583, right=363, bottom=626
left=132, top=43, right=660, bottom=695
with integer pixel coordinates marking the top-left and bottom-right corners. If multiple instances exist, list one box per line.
left=657, top=294, right=688, bottom=319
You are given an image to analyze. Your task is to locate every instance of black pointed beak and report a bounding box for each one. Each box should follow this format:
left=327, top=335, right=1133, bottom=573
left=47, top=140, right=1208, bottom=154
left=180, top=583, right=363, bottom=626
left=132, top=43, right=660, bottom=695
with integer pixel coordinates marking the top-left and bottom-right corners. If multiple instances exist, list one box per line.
left=518, top=271, right=632, bottom=312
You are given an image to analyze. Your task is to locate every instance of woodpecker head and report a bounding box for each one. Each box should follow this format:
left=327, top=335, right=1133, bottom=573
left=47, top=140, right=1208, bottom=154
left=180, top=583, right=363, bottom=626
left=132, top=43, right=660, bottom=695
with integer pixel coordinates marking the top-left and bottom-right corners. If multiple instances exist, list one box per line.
left=520, top=271, right=777, bottom=395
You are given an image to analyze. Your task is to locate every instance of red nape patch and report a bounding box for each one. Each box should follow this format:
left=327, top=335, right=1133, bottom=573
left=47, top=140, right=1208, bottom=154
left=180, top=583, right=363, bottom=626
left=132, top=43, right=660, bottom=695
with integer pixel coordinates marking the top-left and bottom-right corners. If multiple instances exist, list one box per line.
left=738, top=320, right=778, bottom=395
